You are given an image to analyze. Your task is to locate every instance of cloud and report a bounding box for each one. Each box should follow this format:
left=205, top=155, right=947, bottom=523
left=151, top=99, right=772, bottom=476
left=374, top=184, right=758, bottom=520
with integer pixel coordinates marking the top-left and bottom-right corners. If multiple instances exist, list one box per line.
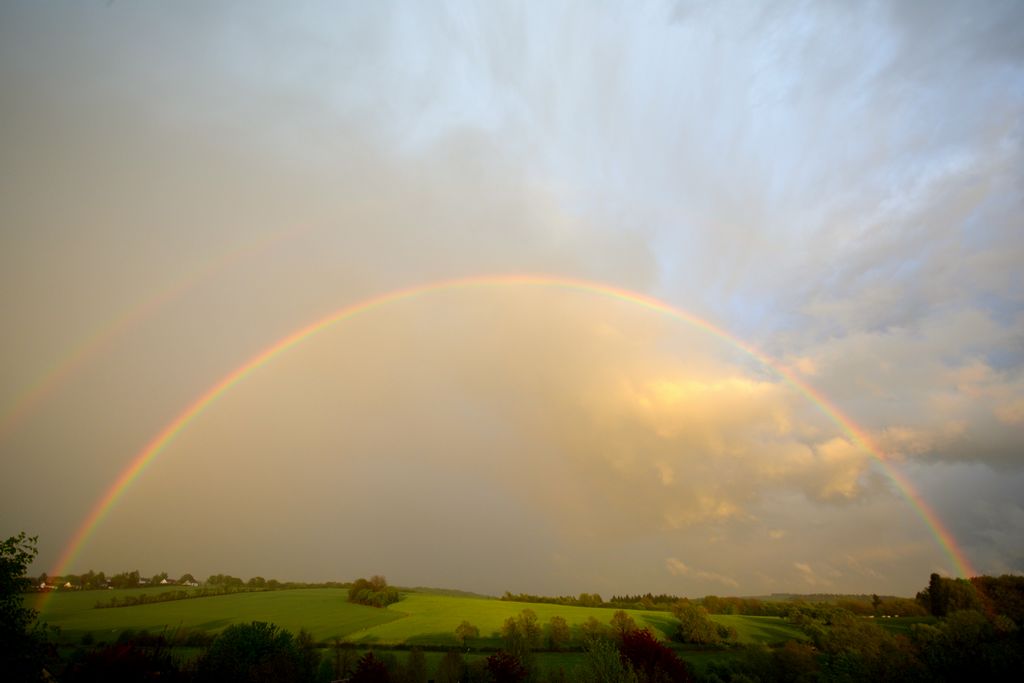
left=793, top=562, right=839, bottom=589
left=0, top=0, right=1020, bottom=596
left=665, top=558, right=739, bottom=589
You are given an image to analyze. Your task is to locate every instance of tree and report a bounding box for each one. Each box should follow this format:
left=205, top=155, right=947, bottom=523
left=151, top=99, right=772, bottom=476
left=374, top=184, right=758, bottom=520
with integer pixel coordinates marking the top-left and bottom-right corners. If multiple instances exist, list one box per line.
left=348, top=576, right=400, bottom=607
left=404, top=648, right=427, bottom=683
left=178, top=573, right=197, bottom=585
left=197, top=621, right=313, bottom=682
left=485, top=650, right=528, bottom=683
left=577, top=636, right=637, bottom=683
left=1, top=533, right=51, bottom=681
left=350, top=652, right=390, bottom=683
left=1, top=533, right=37, bottom=633
left=548, top=615, right=571, bottom=650
left=581, top=615, right=610, bottom=642
left=619, top=628, right=695, bottom=683
left=610, top=610, right=638, bottom=641
left=501, top=609, right=542, bottom=659
left=454, top=619, right=479, bottom=645
left=207, top=573, right=244, bottom=588
left=328, top=637, right=359, bottom=680
left=109, top=570, right=140, bottom=589
left=434, top=649, right=464, bottom=683
left=296, top=628, right=321, bottom=682
left=925, top=572, right=949, bottom=617
left=973, top=574, right=1024, bottom=623
left=671, top=600, right=721, bottom=644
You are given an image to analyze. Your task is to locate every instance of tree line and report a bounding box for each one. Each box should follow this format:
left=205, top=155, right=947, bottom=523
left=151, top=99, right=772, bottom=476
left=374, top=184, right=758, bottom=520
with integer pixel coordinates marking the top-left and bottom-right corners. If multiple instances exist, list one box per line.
left=503, top=590, right=927, bottom=617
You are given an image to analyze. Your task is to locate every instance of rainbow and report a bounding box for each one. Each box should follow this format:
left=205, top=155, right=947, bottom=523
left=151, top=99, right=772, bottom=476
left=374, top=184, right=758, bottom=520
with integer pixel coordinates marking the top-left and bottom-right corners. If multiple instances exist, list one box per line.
left=40, top=273, right=975, bottom=606
left=0, top=226, right=306, bottom=444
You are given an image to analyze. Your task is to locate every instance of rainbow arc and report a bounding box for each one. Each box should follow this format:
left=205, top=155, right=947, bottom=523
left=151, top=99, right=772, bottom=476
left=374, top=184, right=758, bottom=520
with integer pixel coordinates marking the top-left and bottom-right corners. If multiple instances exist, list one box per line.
left=40, top=274, right=974, bottom=610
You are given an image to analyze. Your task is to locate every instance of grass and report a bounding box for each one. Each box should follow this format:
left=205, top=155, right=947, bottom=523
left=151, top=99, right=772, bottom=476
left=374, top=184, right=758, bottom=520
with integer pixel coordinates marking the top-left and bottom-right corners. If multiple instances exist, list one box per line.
left=38, top=588, right=806, bottom=650
left=39, top=588, right=401, bottom=644
left=348, top=594, right=683, bottom=646
left=711, top=614, right=808, bottom=644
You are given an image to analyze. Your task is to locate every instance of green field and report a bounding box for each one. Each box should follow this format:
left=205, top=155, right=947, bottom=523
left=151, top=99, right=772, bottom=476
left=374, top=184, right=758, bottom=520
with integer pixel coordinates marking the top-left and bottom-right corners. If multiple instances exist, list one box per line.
left=38, top=588, right=806, bottom=649
left=39, top=588, right=401, bottom=643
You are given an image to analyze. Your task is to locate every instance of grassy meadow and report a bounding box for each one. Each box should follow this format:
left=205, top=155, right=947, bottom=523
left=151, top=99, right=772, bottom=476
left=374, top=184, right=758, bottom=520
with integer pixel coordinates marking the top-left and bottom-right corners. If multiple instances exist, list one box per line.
left=38, top=587, right=806, bottom=648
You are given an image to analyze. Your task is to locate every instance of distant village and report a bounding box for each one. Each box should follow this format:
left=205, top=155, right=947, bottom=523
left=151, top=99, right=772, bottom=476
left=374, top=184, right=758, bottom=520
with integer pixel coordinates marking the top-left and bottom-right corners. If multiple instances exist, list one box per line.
left=35, top=571, right=201, bottom=591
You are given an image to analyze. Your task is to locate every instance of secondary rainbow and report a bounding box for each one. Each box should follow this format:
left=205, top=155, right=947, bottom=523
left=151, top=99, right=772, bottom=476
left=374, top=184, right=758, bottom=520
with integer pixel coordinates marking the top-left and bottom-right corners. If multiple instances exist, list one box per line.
left=41, top=273, right=975, bottom=607
left=0, top=225, right=307, bottom=444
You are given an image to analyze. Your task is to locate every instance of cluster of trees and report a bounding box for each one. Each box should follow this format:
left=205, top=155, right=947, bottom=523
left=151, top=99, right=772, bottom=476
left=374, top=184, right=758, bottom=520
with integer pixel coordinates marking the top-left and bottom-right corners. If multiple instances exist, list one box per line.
left=672, top=601, right=738, bottom=645
left=500, top=591, right=605, bottom=608
left=729, top=574, right=1024, bottom=683
left=348, top=575, right=401, bottom=608
left=915, top=572, right=998, bottom=617
left=453, top=608, right=693, bottom=683
left=504, top=589, right=926, bottom=618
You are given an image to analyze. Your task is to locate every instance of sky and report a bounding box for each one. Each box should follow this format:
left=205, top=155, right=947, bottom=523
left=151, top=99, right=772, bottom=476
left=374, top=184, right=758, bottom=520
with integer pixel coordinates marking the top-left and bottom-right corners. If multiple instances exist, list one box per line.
left=1, top=0, right=1022, bottom=599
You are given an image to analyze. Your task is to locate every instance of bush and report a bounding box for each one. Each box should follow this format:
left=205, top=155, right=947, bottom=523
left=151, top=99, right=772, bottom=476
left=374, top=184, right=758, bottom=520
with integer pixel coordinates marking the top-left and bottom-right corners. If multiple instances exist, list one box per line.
left=63, top=641, right=181, bottom=682
left=196, top=621, right=314, bottom=683
left=485, top=650, right=528, bottom=683
left=350, top=652, right=390, bottom=682
left=619, top=628, right=695, bottom=683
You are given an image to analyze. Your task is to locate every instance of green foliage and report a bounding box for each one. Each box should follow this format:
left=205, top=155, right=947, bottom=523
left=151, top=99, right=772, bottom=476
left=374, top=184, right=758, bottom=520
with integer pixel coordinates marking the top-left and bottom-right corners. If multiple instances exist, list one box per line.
left=95, top=588, right=191, bottom=608
left=326, top=638, right=360, bottom=680
left=971, top=574, right=1024, bottom=623
left=404, top=647, right=428, bottom=683
left=707, top=641, right=819, bottom=683
left=108, top=570, right=141, bottom=589
left=580, top=615, right=610, bottom=642
left=1, top=532, right=37, bottom=631
left=501, top=607, right=542, bottom=674
left=63, top=636, right=182, bottom=681
left=916, top=573, right=983, bottom=617
left=207, top=573, right=245, bottom=588
left=1, top=532, right=52, bottom=682
left=349, top=576, right=401, bottom=608
left=197, top=621, right=315, bottom=683
left=576, top=636, right=637, bottom=683
left=672, top=600, right=724, bottom=644
left=548, top=615, right=571, bottom=650
left=610, top=609, right=638, bottom=640
left=297, top=628, right=321, bottom=681
left=911, top=609, right=1024, bottom=680
left=435, top=649, right=464, bottom=683
left=455, top=618, right=479, bottom=644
